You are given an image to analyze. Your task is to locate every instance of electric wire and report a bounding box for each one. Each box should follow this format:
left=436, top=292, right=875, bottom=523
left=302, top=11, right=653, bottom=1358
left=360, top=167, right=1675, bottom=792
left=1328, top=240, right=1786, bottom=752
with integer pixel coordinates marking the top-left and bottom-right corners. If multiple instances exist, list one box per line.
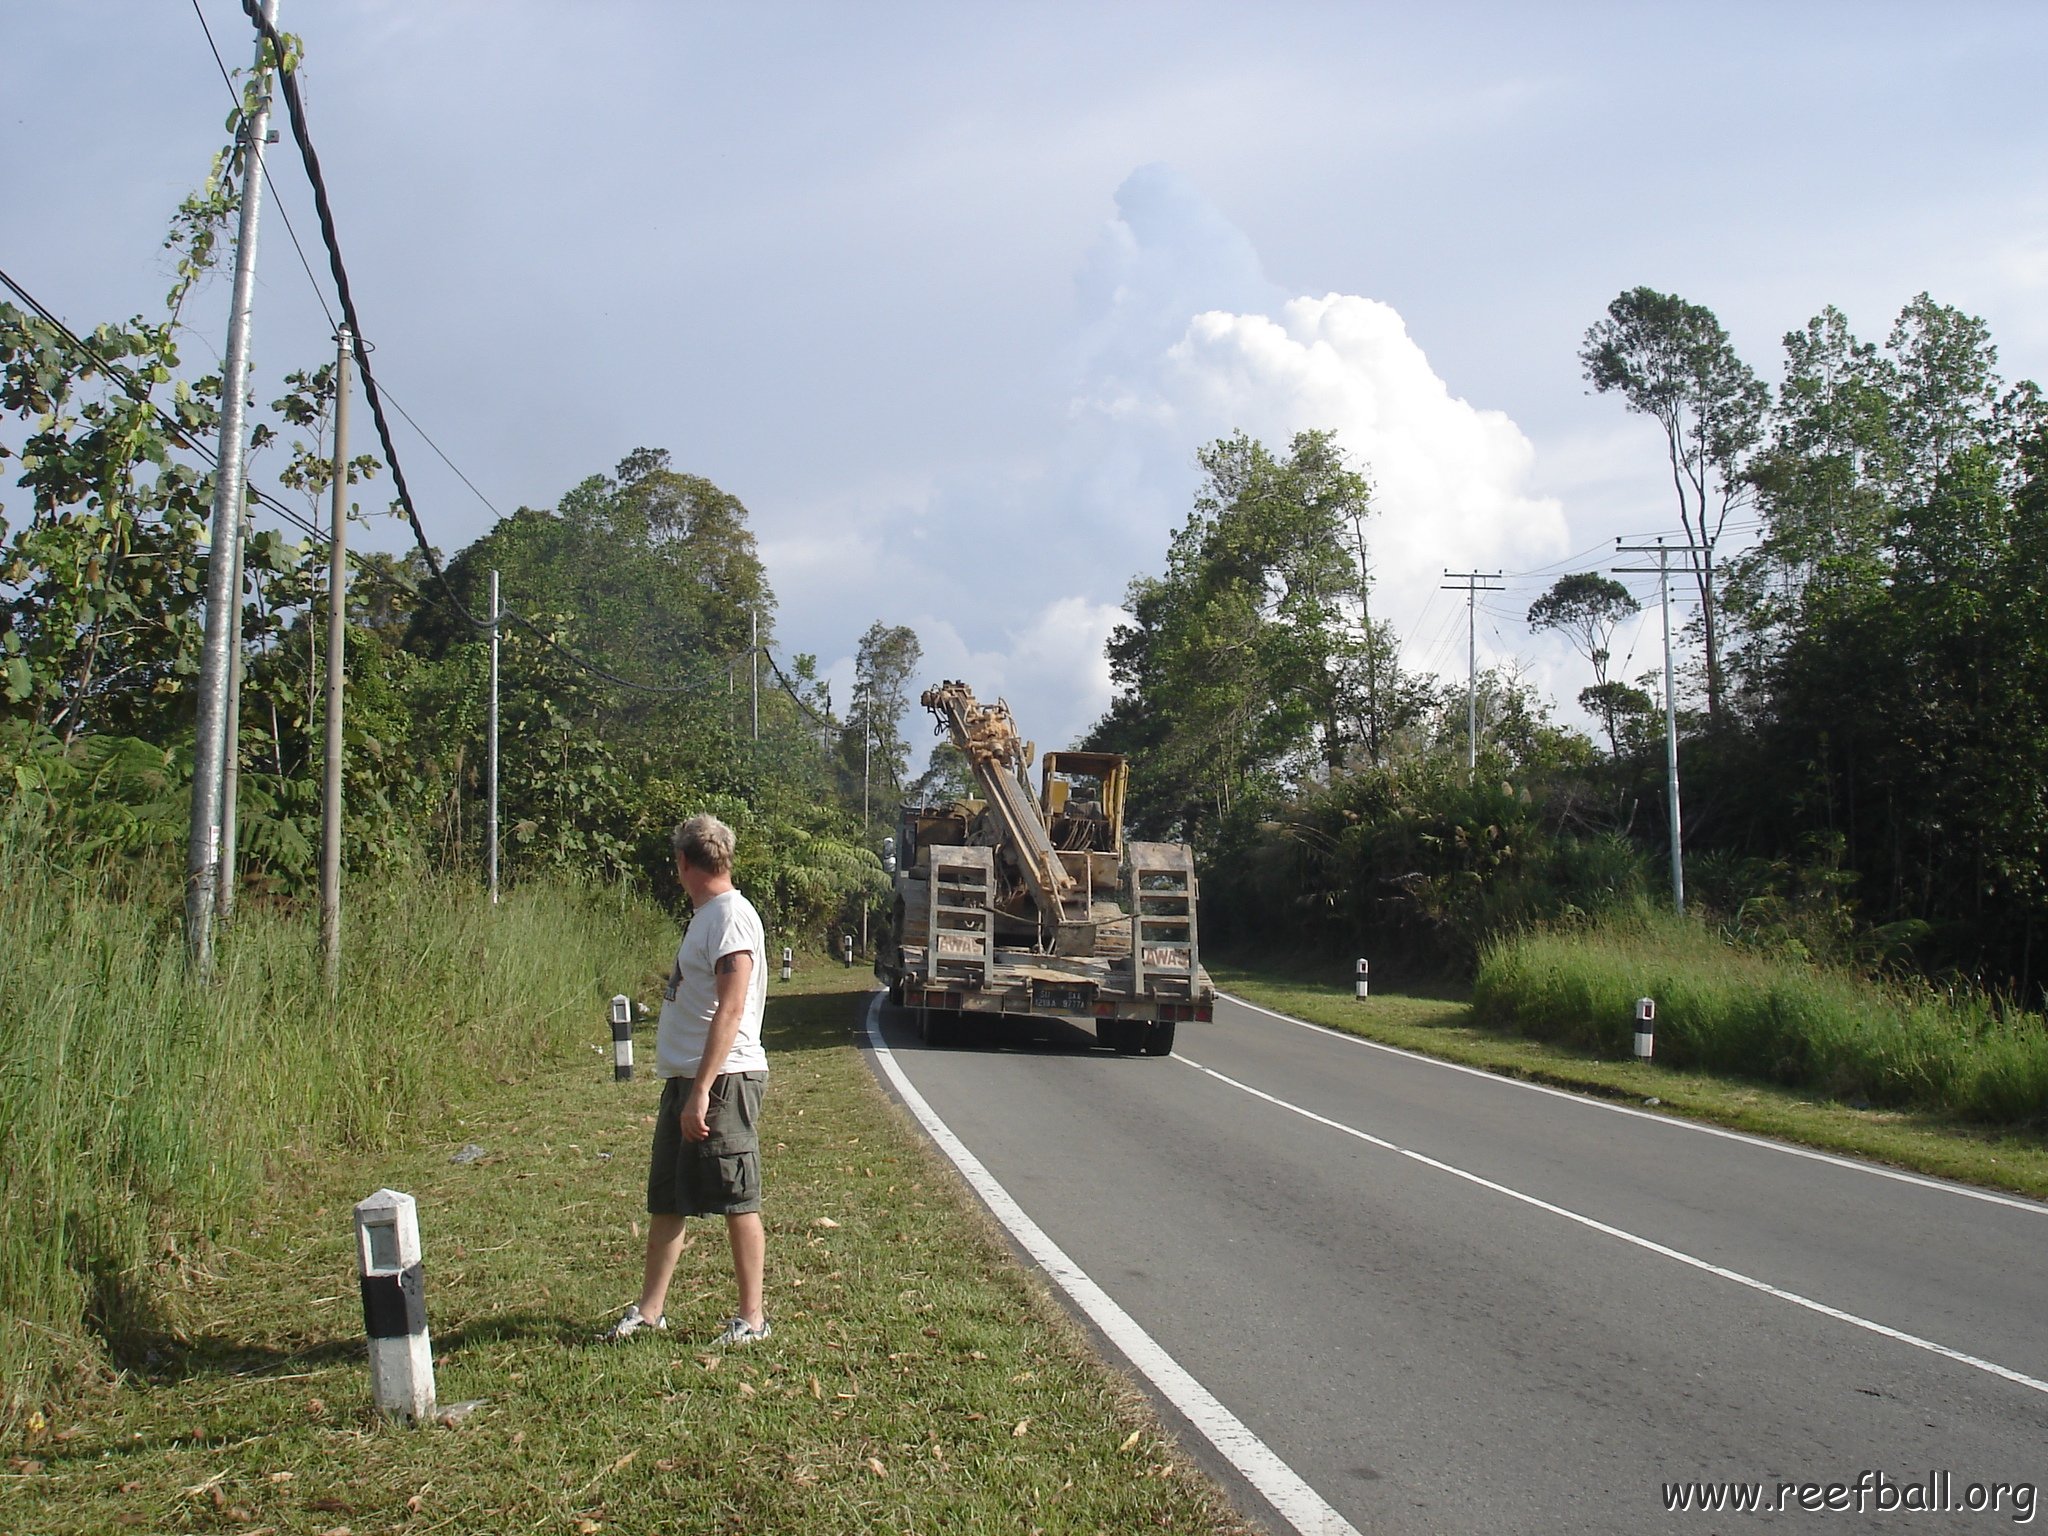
left=191, top=0, right=338, bottom=334
left=227, top=0, right=731, bottom=698
left=3, top=260, right=836, bottom=724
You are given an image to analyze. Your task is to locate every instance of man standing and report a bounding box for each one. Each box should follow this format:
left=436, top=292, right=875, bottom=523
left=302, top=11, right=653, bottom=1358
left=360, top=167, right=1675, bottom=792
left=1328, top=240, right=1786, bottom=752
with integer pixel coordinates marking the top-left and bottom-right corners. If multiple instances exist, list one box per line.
left=606, top=814, right=771, bottom=1345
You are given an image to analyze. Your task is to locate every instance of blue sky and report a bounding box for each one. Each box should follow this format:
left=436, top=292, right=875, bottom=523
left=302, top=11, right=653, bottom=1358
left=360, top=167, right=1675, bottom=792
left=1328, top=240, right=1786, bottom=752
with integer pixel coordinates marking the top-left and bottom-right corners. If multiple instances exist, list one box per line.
left=7, top=1, right=2048, bottom=757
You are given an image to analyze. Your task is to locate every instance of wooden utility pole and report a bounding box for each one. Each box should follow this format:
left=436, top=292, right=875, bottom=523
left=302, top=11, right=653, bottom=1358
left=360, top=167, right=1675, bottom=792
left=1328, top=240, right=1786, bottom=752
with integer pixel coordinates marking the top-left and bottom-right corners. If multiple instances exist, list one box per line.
left=185, top=0, right=279, bottom=973
left=319, top=327, right=353, bottom=986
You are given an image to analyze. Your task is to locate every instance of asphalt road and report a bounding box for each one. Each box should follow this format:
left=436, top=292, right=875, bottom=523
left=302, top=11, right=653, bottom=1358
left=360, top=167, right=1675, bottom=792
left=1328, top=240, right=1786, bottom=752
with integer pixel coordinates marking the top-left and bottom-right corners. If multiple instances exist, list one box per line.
left=868, top=993, right=2048, bottom=1534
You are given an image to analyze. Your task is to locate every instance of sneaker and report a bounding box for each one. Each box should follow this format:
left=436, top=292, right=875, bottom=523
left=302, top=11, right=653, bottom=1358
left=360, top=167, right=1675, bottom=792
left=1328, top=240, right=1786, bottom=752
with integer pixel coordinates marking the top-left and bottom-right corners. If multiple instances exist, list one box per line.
left=713, top=1315, right=773, bottom=1347
left=602, top=1304, right=668, bottom=1342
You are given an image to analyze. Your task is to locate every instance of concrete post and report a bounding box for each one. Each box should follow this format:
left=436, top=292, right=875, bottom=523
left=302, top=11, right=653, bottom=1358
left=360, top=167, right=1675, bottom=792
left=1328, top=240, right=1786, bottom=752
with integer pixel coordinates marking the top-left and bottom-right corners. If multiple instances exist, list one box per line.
left=1354, top=958, right=1369, bottom=1000
left=1633, top=997, right=1656, bottom=1061
left=609, top=994, right=633, bottom=1081
left=354, top=1188, right=434, bottom=1422
left=780, top=946, right=793, bottom=983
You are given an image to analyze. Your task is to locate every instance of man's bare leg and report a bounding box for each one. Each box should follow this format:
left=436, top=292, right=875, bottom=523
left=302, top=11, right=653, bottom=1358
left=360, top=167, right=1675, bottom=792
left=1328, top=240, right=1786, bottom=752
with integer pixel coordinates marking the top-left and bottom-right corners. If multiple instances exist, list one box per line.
left=635, top=1214, right=688, bottom=1320
left=726, top=1211, right=765, bottom=1326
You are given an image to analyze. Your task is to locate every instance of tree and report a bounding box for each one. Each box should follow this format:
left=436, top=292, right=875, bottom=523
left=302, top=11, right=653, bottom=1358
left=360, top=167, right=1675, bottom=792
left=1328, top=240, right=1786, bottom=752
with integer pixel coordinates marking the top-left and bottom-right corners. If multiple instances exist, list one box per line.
left=1088, top=430, right=1377, bottom=841
left=1527, top=573, right=1640, bottom=754
left=1581, top=287, right=1767, bottom=718
left=843, top=621, right=922, bottom=815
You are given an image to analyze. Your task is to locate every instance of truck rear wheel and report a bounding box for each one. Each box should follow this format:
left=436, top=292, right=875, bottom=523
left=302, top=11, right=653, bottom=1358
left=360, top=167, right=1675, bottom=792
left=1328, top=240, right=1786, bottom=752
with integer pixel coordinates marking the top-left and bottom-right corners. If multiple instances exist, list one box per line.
left=919, top=1007, right=951, bottom=1048
left=1142, top=1020, right=1177, bottom=1056
left=1107, top=1020, right=1143, bottom=1055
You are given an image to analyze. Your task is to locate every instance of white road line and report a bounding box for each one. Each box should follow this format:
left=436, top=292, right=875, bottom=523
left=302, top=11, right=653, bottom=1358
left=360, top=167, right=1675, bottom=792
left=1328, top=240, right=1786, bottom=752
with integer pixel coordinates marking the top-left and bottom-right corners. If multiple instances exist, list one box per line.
left=861, top=997, right=1362, bottom=1536
left=1223, top=993, right=2048, bottom=1216
left=1176, top=1051, right=2048, bottom=1400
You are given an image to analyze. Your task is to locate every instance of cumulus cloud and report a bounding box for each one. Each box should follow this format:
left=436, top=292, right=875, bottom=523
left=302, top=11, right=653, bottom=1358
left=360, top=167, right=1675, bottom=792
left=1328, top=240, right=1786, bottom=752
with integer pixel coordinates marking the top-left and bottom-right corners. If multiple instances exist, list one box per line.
left=783, top=163, right=1573, bottom=753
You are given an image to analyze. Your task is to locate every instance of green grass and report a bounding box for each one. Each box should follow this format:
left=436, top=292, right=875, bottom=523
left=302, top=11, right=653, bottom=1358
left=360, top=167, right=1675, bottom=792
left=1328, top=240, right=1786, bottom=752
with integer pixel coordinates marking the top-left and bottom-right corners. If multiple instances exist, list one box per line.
left=1213, top=954, right=2048, bottom=1202
left=1475, top=911, right=2048, bottom=1125
left=0, top=837, right=674, bottom=1433
left=5, top=969, right=1252, bottom=1535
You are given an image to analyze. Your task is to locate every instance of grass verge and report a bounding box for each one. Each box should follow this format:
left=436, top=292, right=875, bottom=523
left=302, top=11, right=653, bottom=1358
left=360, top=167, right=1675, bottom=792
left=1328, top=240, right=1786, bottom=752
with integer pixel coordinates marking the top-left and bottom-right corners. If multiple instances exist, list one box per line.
left=0, top=848, right=670, bottom=1431
left=5, top=970, right=1253, bottom=1536
left=1213, top=957, right=2048, bottom=1203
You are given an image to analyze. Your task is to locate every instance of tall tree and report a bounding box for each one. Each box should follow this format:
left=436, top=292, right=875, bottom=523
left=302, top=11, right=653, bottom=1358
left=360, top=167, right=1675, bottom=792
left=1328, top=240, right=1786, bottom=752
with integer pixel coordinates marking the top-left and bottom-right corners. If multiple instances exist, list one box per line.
left=1581, top=287, right=1767, bottom=718
left=843, top=621, right=921, bottom=815
left=1088, top=429, right=1375, bottom=840
left=1527, top=572, right=1640, bottom=754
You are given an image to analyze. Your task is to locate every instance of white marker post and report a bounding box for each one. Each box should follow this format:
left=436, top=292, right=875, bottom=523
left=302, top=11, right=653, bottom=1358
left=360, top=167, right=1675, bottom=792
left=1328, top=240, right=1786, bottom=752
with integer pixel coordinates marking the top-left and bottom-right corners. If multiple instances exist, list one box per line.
left=1354, top=958, right=1370, bottom=1000
left=1633, top=997, right=1656, bottom=1061
left=609, top=994, right=633, bottom=1081
left=355, top=1189, right=435, bottom=1423
left=780, top=946, right=793, bottom=983
left=842, top=933, right=854, bottom=968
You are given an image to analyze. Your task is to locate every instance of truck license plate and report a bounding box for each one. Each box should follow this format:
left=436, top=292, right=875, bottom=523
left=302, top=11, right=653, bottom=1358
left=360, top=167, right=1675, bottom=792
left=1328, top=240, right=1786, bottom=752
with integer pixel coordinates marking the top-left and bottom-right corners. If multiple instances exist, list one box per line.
left=1032, top=983, right=1091, bottom=1015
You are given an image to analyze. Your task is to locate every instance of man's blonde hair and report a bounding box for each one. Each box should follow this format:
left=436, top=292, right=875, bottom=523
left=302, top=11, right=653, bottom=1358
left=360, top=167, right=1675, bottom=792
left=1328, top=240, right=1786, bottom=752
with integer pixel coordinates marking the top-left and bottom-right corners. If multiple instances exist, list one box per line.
left=672, top=814, right=736, bottom=876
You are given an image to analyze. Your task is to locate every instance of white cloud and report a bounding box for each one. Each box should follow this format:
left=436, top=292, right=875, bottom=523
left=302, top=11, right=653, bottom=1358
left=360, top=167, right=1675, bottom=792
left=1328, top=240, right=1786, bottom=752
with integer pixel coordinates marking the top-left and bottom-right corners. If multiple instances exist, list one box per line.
left=784, top=163, right=1577, bottom=754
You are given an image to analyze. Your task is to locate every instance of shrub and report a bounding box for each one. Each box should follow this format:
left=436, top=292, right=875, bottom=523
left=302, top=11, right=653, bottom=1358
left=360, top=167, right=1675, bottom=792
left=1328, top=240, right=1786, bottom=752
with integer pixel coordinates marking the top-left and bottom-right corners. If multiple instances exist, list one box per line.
left=1473, top=910, right=2048, bottom=1126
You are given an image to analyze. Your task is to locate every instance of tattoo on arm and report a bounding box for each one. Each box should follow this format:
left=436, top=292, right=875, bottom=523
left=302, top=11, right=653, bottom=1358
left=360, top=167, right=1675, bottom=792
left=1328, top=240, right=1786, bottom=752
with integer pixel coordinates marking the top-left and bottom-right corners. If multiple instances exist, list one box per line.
left=716, top=953, right=743, bottom=975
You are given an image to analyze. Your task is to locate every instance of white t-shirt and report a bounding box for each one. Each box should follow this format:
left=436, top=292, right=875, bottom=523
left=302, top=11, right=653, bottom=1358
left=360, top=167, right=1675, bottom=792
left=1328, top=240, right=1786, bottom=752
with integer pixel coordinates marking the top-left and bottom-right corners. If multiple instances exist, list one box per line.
left=655, top=888, right=769, bottom=1079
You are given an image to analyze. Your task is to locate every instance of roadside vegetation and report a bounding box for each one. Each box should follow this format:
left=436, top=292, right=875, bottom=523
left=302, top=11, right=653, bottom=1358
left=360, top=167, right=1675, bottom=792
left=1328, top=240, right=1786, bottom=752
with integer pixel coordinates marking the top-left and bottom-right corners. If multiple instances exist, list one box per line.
left=0, top=830, right=668, bottom=1430
left=1086, top=290, right=2048, bottom=1139
left=1474, top=910, right=2048, bottom=1128
left=4, top=967, right=1250, bottom=1536
left=1217, top=955, right=2048, bottom=1202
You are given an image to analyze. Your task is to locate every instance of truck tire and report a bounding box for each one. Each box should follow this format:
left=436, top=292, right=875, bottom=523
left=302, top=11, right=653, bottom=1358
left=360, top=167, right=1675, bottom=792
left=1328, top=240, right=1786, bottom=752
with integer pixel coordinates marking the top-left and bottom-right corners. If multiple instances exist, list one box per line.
left=1109, top=1021, right=1143, bottom=1055
left=887, top=971, right=906, bottom=1006
left=1142, top=1020, right=1177, bottom=1057
left=919, top=1007, right=952, bottom=1049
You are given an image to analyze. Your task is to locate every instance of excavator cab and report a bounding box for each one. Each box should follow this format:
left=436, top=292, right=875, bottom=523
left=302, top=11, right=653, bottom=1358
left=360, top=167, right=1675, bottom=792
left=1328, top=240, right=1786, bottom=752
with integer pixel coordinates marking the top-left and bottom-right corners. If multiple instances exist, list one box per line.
left=1040, top=750, right=1127, bottom=858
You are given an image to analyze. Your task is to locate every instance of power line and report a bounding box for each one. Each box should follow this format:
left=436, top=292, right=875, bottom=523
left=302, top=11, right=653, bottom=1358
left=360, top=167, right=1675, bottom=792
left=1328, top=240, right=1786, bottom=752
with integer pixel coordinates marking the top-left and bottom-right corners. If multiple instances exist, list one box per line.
left=226, top=0, right=738, bottom=700
left=0, top=261, right=787, bottom=708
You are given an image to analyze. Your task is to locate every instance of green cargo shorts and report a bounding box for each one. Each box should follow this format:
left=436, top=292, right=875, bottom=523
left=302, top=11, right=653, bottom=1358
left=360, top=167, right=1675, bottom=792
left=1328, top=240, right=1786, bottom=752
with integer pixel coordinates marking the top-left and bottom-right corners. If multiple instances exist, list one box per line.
left=648, top=1071, right=766, bottom=1217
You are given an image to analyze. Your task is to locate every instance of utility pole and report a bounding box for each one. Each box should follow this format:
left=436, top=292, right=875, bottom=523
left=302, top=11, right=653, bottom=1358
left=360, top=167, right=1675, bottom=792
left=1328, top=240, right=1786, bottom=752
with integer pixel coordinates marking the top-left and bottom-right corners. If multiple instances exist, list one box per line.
left=1350, top=507, right=1379, bottom=765
left=1441, top=570, right=1504, bottom=777
left=1615, top=537, right=1705, bottom=915
left=319, top=327, right=352, bottom=986
left=487, top=568, right=500, bottom=906
left=857, top=681, right=871, bottom=956
left=750, top=609, right=759, bottom=741
left=184, top=0, right=279, bottom=973
left=218, top=518, right=247, bottom=922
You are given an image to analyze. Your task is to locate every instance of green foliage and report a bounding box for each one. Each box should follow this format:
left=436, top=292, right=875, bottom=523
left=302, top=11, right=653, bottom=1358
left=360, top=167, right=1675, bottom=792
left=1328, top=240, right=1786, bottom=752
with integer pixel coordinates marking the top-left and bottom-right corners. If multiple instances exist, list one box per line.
left=842, top=619, right=922, bottom=806
left=1581, top=286, right=1769, bottom=716
left=1474, top=911, right=2048, bottom=1126
left=1207, top=747, right=1647, bottom=974
left=1709, top=295, right=2048, bottom=993
left=0, top=837, right=669, bottom=1424
left=1088, top=428, right=1392, bottom=841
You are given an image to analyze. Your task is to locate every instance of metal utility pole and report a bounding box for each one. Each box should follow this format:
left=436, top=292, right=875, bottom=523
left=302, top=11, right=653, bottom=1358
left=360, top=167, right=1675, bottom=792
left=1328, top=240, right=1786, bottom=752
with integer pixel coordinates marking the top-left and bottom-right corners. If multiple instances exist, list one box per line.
left=749, top=610, right=759, bottom=741
left=487, top=568, right=500, bottom=906
left=218, top=519, right=247, bottom=922
left=1441, top=571, right=1504, bottom=777
left=858, top=681, right=871, bottom=956
left=1616, top=537, right=1705, bottom=915
left=319, top=328, right=353, bottom=986
left=184, top=0, right=280, bottom=973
